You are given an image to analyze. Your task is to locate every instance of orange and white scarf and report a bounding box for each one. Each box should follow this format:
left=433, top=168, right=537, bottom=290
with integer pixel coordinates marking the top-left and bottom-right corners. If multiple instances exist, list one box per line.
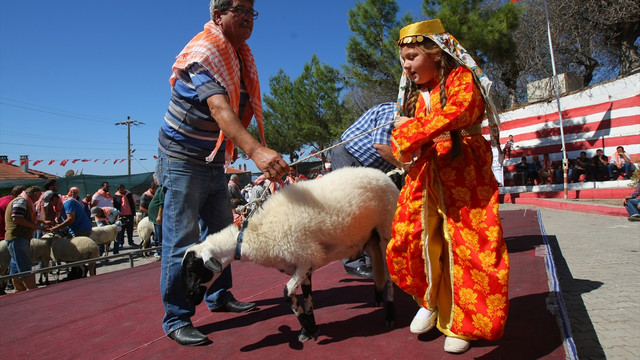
left=170, top=20, right=266, bottom=164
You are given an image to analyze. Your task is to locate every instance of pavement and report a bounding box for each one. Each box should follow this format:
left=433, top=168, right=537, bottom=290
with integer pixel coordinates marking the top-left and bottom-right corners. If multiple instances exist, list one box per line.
left=499, top=201, right=640, bottom=360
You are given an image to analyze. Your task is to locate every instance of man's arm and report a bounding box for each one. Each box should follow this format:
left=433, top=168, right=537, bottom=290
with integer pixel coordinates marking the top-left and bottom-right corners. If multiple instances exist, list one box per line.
left=207, top=94, right=289, bottom=179
left=373, top=143, right=404, bottom=170
left=51, top=212, right=76, bottom=232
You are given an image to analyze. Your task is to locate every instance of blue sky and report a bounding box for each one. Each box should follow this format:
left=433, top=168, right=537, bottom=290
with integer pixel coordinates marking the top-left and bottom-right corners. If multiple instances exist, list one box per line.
left=0, top=0, right=423, bottom=176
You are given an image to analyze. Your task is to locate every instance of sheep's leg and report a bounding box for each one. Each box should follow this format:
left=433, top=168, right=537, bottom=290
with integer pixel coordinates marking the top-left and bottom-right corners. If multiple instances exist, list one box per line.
left=366, top=232, right=396, bottom=327
left=284, top=267, right=317, bottom=342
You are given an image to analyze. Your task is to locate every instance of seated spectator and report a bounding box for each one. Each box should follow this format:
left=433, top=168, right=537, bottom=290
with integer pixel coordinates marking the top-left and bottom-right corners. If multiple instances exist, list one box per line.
left=570, top=151, right=594, bottom=182
left=592, top=149, right=609, bottom=181
left=528, top=155, right=542, bottom=185
left=538, top=154, right=555, bottom=184
left=514, top=156, right=529, bottom=186
left=608, top=146, right=637, bottom=180
left=623, top=183, right=640, bottom=221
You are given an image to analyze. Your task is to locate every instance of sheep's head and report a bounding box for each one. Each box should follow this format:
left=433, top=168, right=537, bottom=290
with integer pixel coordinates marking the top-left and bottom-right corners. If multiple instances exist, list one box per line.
left=181, top=247, right=222, bottom=306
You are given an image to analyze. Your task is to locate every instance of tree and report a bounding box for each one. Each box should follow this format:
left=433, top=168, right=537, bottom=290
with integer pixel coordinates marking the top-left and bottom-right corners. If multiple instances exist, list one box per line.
left=422, top=0, right=523, bottom=108
left=343, top=0, right=412, bottom=111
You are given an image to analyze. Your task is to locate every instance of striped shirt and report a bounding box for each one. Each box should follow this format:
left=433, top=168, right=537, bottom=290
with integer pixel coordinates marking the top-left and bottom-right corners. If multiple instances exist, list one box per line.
left=159, top=63, right=248, bottom=165
left=342, top=102, right=396, bottom=172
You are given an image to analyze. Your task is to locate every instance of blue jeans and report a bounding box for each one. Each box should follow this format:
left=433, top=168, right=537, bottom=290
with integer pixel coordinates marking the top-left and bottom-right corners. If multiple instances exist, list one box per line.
left=153, top=223, right=162, bottom=256
left=8, top=238, right=32, bottom=276
left=625, top=198, right=640, bottom=217
left=158, top=152, right=234, bottom=335
left=608, top=162, right=637, bottom=178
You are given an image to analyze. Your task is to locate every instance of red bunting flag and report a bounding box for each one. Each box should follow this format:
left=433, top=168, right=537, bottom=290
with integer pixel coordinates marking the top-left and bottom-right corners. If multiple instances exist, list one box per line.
left=72, top=159, right=80, bottom=164
left=103, top=159, right=110, bottom=164
left=60, top=160, right=68, bottom=166
left=119, top=159, right=126, bottom=164
left=82, top=159, right=90, bottom=162
left=48, top=160, right=56, bottom=165
left=7, top=160, right=15, bottom=165
left=113, top=159, right=118, bottom=164
left=299, top=151, right=305, bottom=156
left=153, top=155, right=159, bottom=160
left=33, top=160, right=43, bottom=166
left=20, top=159, right=29, bottom=165
left=94, top=159, right=99, bottom=162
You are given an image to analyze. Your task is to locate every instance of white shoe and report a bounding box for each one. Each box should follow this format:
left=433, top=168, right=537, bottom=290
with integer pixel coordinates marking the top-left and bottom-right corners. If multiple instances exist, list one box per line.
left=444, top=336, right=470, bottom=353
left=409, top=307, right=436, bottom=334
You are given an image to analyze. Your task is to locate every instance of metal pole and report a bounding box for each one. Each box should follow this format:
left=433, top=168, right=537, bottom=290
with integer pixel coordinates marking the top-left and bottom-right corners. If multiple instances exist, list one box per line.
left=127, top=116, right=131, bottom=176
left=543, top=0, right=569, bottom=199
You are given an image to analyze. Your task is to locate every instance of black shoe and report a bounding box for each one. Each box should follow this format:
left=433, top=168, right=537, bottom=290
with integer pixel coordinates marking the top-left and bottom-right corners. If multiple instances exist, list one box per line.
left=167, top=324, right=210, bottom=346
left=345, top=265, right=373, bottom=278
left=212, top=297, right=256, bottom=313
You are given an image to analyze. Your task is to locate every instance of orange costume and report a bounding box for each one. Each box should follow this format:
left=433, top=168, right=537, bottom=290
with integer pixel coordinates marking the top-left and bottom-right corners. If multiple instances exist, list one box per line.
left=387, top=66, right=509, bottom=341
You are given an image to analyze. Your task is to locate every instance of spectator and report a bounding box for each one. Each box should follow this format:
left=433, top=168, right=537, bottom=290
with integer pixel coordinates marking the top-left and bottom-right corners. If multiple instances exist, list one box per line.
left=538, top=154, right=555, bottom=184
left=228, top=174, right=247, bottom=205
left=592, top=149, right=609, bottom=181
left=156, top=0, right=289, bottom=347
left=139, top=180, right=159, bottom=218
left=114, top=184, right=136, bottom=247
left=65, top=187, right=91, bottom=219
left=41, top=179, right=63, bottom=223
left=91, top=206, right=121, bottom=255
left=502, top=134, right=514, bottom=160
left=528, top=155, right=542, bottom=185
left=608, top=146, right=637, bottom=180
left=147, top=183, right=164, bottom=259
left=622, top=183, right=640, bottom=221
left=514, top=156, right=529, bottom=186
left=91, top=182, right=113, bottom=208
left=5, top=186, right=51, bottom=291
left=330, top=102, right=403, bottom=278
left=570, top=151, right=594, bottom=182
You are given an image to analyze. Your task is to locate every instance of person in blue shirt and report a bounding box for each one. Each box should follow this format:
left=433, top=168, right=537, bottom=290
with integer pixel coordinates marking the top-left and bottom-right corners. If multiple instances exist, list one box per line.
left=51, top=198, right=93, bottom=237
left=330, top=102, right=403, bottom=278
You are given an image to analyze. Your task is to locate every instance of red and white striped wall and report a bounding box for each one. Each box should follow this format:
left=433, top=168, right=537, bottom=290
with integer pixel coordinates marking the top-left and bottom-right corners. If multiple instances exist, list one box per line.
left=484, top=72, right=640, bottom=170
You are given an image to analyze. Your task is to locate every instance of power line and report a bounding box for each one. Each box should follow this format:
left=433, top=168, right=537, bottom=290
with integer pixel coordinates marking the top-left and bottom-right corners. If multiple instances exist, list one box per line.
left=0, top=97, right=120, bottom=125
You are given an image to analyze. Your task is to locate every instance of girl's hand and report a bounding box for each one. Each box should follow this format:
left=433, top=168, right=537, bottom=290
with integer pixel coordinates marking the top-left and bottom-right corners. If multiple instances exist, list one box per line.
left=394, top=116, right=411, bottom=128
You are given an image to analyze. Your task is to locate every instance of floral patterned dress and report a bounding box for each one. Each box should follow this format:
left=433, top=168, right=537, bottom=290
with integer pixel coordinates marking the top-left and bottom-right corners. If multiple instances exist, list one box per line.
left=387, top=67, right=509, bottom=341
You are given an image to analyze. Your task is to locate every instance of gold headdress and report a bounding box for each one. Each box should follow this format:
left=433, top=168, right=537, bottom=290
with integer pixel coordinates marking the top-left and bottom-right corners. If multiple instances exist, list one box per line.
left=397, top=19, right=445, bottom=45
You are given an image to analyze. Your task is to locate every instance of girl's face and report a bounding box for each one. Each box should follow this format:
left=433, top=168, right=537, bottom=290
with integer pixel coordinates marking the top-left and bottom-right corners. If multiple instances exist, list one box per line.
left=400, top=45, right=441, bottom=86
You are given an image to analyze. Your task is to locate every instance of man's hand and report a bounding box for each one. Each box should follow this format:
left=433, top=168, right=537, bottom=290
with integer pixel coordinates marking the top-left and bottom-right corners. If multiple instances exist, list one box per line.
left=251, top=146, right=289, bottom=180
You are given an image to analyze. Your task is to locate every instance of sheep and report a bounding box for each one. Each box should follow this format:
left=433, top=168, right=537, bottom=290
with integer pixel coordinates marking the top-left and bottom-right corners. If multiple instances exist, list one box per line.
left=182, top=167, right=400, bottom=342
left=42, top=233, right=99, bottom=277
left=89, top=224, right=119, bottom=256
left=137, top=216, right=155, bottom=254
left=0, top=238, right=55, bottom=286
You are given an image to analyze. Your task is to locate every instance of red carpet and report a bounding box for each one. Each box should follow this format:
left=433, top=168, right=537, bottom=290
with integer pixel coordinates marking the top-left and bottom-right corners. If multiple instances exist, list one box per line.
left=0, top=209, right=566, bottom=359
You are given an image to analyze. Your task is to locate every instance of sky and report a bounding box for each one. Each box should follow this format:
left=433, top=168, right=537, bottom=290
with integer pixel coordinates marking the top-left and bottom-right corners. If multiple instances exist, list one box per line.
left=0, top=0, right=424, bottom=177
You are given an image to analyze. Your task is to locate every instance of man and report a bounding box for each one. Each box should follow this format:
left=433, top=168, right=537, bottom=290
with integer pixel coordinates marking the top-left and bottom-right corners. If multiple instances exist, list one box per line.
left=91, top=182, right=113, bottom=208
left=147, top=180, right=164, bottom=259
left=570, top=151, right=594, bottom=182
left=330, top=102, right=403, bottom=278
left=35, top=190, right=59, bottom=238
left=538, top=153, right=555, bottom=184
left=51, top=194, right=93, bottom=237
left=623, top=183, right=640, bottom=221
left=91, top=206, right=121, bottom=255
left=139, top=181, right=158, bottom=218
left=157, top=0, right=289, bottom=346
left=113, top=184, right=136, bottom=247
left=0, top=186, right=25, bottom=293
left=228, top=174, right=247, bottom=205
left=5, top=186, right=51, bottom=291
left=514, top=156, right=529, bottom=186
left=608, top=146, right=637, bottom=180
left=592, top=149, right=609, bottom=181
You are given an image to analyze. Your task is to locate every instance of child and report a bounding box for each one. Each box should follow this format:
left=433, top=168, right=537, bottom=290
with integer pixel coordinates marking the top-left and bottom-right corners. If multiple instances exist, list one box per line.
left=387, top=19, right=509, bottom=354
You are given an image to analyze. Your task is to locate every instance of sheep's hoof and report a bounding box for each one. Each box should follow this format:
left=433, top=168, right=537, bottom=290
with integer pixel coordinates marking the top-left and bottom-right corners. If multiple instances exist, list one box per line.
left=298, top=327, right=319, bottom=342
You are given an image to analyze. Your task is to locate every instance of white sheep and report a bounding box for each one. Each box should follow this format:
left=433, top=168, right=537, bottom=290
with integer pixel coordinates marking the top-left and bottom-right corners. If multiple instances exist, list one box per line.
left=137, top=216, right=155, bottom=252
left=182, top=167, right=399, bottom=342
left=43, top=233, right=99, bottom=277
left=89, top=224, right=119, bottom=256
left=30, top=237, right=55, bottom=285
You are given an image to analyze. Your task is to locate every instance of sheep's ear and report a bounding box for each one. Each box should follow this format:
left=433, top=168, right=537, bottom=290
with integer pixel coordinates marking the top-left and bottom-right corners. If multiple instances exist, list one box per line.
left=204, top=258, right=223, bottom=273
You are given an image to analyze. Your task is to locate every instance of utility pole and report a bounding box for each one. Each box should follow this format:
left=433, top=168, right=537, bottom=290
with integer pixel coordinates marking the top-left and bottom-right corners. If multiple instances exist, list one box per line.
left=115, top=116, right=144, bottom=175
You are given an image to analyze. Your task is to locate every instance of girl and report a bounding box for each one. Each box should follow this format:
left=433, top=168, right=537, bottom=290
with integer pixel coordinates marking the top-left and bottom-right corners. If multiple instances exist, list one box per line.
left=387, top=19, right=509, bottom=354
